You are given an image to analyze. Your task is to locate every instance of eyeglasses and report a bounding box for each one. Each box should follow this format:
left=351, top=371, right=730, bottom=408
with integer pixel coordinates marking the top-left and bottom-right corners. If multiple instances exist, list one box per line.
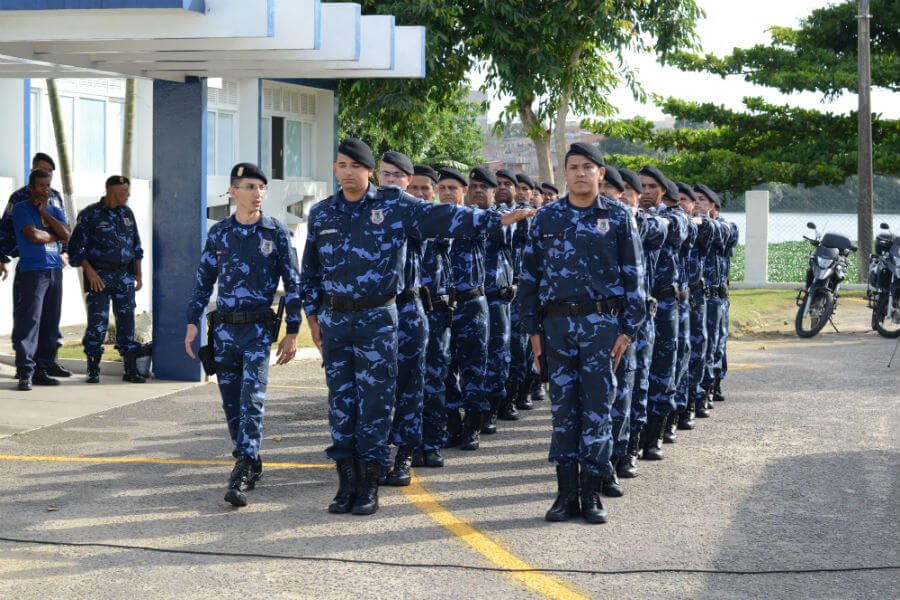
left=379, top=170, right=406, bottom=179
left=236, top=184, right=267, bottom=193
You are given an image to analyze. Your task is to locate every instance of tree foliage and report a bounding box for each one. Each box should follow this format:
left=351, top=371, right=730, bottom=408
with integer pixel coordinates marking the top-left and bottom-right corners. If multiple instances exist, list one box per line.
left=592, top=0, right=900, bottom=198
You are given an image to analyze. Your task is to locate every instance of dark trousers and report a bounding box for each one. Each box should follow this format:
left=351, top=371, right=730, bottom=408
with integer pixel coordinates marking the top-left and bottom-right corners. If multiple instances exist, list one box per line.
left=83, top=270, right=139, bottom=357
left=12, top=268, right=63, bottom=377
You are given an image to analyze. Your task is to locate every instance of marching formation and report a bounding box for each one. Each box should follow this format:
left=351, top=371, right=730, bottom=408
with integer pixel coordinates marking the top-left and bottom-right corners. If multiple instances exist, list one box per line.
left=185, top=138, right=738, bottom=520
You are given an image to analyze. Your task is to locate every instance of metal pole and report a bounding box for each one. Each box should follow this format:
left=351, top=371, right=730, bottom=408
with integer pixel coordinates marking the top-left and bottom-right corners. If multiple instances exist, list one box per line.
left=857, top=0, right=873, bottom=281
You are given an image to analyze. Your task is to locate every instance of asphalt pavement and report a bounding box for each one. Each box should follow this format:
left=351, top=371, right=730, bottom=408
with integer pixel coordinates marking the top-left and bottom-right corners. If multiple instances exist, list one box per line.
left=0, top=331, right=896, bottom=599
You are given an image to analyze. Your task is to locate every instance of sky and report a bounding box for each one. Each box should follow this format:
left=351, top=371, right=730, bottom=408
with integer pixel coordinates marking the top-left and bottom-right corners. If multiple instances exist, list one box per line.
left=476, top=0, right=898, bottom=124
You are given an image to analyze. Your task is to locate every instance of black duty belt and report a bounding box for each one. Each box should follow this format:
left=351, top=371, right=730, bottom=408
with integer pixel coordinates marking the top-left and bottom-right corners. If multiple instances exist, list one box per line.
left=689, top=281, right=708, bottom=295
left=454, top=286, right=484, bottom=303
left=486, top=286, right=517, bottom=302
left=211, top=310, right=273, bottom=325
left=653, top=283, right=681, bottom=301
left=429, top=295, right=452, bottom=313
left=708, top=284, right=729, bottom=299
left=91, top=261, right=130, bottom=271
left=541, top=297, right=624, bottom=318
left=397, top=288, right=420, bottom=304
left=322, top=294, right=396, bottom=312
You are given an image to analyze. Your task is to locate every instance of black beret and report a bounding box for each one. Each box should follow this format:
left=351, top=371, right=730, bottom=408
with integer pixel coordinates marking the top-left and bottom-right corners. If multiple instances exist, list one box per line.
left=638, top=165, right=666, bottom=187
left=602, top=165, right=625, bottom=193
left=663, top=178, right=680, bottom=202
left=381, top=151, right=414, bottom=176
left=438, top=167, right=468, bottom=187
left=230, top=163, right=268, bottom=185
left=337, top=137, right=376, bottom=169
left=693, top=184, right=722, bottom=208
left=469, top=166, right=498, bottom=187
left=495, top=169, right=518, bottom=185
left=105, top=175, right=130, bottom=188
left=541, top=182, right=559, bottom=194
left=515, top=173, right=536, bottom=190
left=618, top=168, right=642, bottom=193
left=565, top=142, right=605, bottom=168
left=676, top=182, right=697, bottom=202
left=413, top=164, right=439, bottom=183
left=32, top=152, right=56, bottom=170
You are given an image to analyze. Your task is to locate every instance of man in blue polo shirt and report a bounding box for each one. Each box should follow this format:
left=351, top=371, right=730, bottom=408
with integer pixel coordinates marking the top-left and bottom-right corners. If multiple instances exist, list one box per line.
left=11, top=168, right=70, bottom=391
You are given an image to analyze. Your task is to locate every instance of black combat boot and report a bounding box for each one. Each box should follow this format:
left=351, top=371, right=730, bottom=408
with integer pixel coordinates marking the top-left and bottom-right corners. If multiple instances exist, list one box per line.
left=377, top=463, right=391, bottom=486
left=224, top=456, right=253, bottom=507
left=617, top=431, right=640, bottom=478
left=481, top=396, right=499, bottom=435
left=387, top=446, right=413, bottom=486
left=86, top=355, right=101, bottom=384
left=445, top=409, right=463, bottom=448
left=459, top=411, right=483, bottom=451
left=423, top=449, right=444, bottom=467
left=351, top=460, right=380, bottom=515
left=46, top=361, right=72, bottom=377
left=498, top=382, right=520, bottom=421
left=662, top=411, right=678, bottom=444
left=580, top=469, right=609, bottom=524
left=641, top=413, right=666, bottom=461
left=601, top=457, right=625, bottom=497
left=695, top=389, right=711, bottom=418
left=545, top=462, right=580, bottom=522
left=247, top=456, right=263, bottom=489
left=677, top=398, right=696, bottom=430
left=328, top=458, right=357, bottom=514
left=515, top=380, right=533, bottom=411
left=32, top=369, right=60, bottom=386
left=411, top=447, right=425, bottom=468
left=17, top=376, right=32, bottom=391
left=530, top=376, right=547, bottom=403
left=713, top=378, right=725, bottom=402
left=122, top=354, right=146, bottom=383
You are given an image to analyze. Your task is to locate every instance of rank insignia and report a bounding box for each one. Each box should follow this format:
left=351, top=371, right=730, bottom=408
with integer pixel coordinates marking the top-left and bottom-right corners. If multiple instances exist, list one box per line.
left=260, top=239, right=274, bottom=256
left=596, top=218, right=610, bottom=234
left=370, top=209, right=385, bottom=225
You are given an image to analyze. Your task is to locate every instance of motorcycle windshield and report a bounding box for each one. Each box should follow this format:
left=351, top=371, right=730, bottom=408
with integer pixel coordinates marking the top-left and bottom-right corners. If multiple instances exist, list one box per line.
left=814, top=246, right=839, bottom=261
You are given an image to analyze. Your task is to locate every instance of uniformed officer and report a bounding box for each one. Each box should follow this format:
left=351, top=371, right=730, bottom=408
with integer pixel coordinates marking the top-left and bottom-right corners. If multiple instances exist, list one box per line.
left=520, top=143, right=645, bottom=524
left=374, top=151, right=428, bottom=487
left=300, top=139, right=531, bottom=516
left=617, top=168, right=667, bottom=479
left=68, top=176, right=145, bottom=384
left=1, top=153, right=71, bottom=380
left=710, top=203, right=739, bottom=403
left=408, top=164, right=439, bottom=202
left=10, top=168, right=70, bottom=391
left=503, top=169, right=531, bottom=419
left=637, top=167, right=688, bottom=461
left=541, top=183, right=559, bottom=203
left=185, top=162, right=301, bottom=508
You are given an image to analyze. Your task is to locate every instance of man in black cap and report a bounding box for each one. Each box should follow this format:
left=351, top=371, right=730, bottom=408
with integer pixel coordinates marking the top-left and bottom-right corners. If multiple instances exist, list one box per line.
left=409, top=165, right=439, bottom=201
left=68, top=176, right=146, bottom=383
left=600, top=165, right=625, bottom=201
left=515, top=173, right=537, bottom=208
left=185, top=162, right=302, bottom=507
left=301, top=139, right=532, bottom=515
left=541, top=183, right=559, bottom=203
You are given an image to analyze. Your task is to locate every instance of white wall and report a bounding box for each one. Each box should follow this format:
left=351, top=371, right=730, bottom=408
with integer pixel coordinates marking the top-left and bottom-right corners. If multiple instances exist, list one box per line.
left=0, top=80, right=25, bottom=186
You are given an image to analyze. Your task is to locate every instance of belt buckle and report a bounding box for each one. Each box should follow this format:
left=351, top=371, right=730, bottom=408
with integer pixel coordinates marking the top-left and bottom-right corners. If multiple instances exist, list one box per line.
left=566, top=302, right=579, bottom=316
left=608, top=302, right=620, bottom=317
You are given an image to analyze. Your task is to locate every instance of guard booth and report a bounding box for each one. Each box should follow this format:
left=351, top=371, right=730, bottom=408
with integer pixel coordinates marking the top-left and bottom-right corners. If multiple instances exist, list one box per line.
left=0, top=0, right=425, bottom=381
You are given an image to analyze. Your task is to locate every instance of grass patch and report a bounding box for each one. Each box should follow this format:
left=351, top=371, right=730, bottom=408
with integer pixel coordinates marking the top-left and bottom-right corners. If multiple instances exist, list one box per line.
left=728, top=288, right=867, bottom=337
left=730, top=242, right=860, bottom=283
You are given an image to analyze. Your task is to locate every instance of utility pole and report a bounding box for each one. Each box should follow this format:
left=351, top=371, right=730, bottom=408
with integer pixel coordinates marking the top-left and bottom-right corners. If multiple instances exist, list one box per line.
left=857, top=0, right=873, bottom=281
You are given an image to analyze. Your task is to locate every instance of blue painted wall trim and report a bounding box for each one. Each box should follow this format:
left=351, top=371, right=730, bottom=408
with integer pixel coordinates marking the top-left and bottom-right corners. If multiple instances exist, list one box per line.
left=22, top=79, right=30, bottom=184
left=266, top=0, right=274, bottom=37
left=0, top=1, right=204, bottom=10
left=152, top=77, right=207, bottom=381
left=269, top=78, right=337, bottom=92
left=353, top=4, right=361, bottom=60
left=313, top=0, right=321, bottom=50
left=388, top=15, right=396, bottom=70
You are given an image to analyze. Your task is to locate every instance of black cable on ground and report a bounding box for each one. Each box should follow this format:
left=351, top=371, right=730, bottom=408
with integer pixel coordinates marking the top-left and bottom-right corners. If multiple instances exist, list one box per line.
left=1, top=536, right=896, bottom=576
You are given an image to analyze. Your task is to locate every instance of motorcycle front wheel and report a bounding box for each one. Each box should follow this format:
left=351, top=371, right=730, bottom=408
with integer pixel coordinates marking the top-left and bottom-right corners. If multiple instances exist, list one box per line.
left=795, top=287, right=834, bottom=338
left=872, top=293, right=900, bottom=338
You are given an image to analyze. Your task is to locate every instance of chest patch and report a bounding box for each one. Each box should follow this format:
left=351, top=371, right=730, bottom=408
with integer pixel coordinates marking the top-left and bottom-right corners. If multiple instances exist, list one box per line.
left=370, top=209, right=385, bottom=225
left=260, top=238, right=274, bottom=256
left=596, top=218, right=610, bottom=234
left=123, top=217, right=132, bottom=227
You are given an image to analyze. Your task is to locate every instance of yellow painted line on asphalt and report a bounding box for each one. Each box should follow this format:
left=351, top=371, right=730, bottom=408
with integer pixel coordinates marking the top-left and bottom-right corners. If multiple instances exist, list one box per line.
left=401, top=473, right=587, bottom=600
left=0, top=454, right=331, bottom=469
left=268, top=385, right=329, bottom=391
left=728, top=363, right=767, bottom=371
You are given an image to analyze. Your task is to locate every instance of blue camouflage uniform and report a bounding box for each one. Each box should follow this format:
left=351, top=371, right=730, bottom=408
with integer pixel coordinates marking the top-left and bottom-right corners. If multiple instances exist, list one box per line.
left=673, top=209, right=697, bottom=413
left=187, top=213, right=301, bottom=461
left=507, top=201, right=533, bottom=390
left=518, top=194, right=645, bottom=476
left=714, top=220, right=739, bottom=382
left=646, top=204, right=688, bottom=417
left=628, top=208, right=668, bottom=439
left=703, top=218, right=727, bottom=393
left=420, top=237, right=454, bottom=451
left=0, top=186, right=64, bottom=262
left=67, top=200, right=144, bottom=357
left=685, top=215, right=718, bottom=410
left=300, top=185, right=503, bottom=466
left=482, top=204, right=517, bottom=417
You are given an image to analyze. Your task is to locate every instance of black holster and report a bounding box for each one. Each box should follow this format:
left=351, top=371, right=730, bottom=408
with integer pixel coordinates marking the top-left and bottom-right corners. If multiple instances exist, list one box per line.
left=198, top=313, right=216, bottom=376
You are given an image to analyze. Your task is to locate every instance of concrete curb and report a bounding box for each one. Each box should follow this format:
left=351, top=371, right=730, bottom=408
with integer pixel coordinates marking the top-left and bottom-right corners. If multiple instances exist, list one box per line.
left=0, top=353, right=125, bottom=376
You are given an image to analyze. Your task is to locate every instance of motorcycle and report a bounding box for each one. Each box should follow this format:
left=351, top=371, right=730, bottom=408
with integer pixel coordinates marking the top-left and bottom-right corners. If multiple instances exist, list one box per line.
left=795, top=222, right=856, bottom=338
left=866, top=222, right=900, bottom=338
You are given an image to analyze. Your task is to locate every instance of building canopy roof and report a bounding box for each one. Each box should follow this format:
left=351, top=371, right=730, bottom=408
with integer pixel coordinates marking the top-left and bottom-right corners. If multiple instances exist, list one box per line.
left=0, top=0, right=425, bottom=81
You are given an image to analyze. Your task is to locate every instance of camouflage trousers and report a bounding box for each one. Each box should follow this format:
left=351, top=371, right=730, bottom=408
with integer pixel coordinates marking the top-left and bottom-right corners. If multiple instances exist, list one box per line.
left=484, top=298, right=511, bottom=406
left=717, top=297, right=731, bottom=380
left=647, top=296, right=679, bottom=417
left=611, top=344, right=636, bottom=457
left=687, top=291, right=709, bottom=403
left=319, top=304, right=398, bottom=467
left=82, top=269, right=139, bottom=356
left=444, top=295, right=489, bottom=414
left=703, top=295, right=725, bottom=390
left=389, top=298, right=429, bottom=448
left=629, top=311, right=655, bottom=436
left=673, top=298, right=692, bottom=411
left=213, top=321, right=272, bottom=460
left=507, top=296, right=530, bottom=384
left=544, top=313, right=618, bottom=477
left=421, top=309, right=452, bottom=451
